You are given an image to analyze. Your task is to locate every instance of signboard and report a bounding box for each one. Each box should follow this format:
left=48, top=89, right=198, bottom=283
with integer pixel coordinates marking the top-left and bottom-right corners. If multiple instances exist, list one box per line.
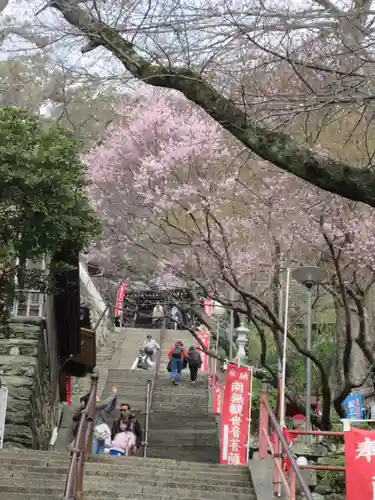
left=115, top=281, right=127, bottom=318
left=213, top=385, right=222, bottom=415
left=344, top=393, right=366, bottom=420
left=345, top=427, right=375, bottom=500
left=0, top=387, right=8, bottom=449
left=220, top=364, right=250, bottom=465
left=196, top=330, right=210, bottom=373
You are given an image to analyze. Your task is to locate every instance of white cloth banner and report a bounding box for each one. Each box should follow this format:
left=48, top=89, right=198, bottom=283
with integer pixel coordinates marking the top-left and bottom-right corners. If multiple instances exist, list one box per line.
left=0, top=387, right=8, bottom=449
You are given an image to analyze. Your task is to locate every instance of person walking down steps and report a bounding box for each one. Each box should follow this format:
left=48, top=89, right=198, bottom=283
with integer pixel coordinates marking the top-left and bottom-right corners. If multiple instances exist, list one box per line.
left=167, top=341, right=187, bottom=385
left=152, top=303, right=164, bottom=329
left=187, top=345, right=202, bottom=385
left=70, top=385, right=117, bottom=455
left=143, top=334, right=160, bottom=361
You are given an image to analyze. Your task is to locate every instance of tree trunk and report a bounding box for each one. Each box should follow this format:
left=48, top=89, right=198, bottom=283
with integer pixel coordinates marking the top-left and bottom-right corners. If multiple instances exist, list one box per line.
left=332, top=293, right=374, bottom=402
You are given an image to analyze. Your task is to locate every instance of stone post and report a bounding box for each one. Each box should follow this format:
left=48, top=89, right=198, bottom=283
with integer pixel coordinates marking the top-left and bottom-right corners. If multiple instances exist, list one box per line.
left=235, top=322, right=249, bottom=364
left=258, top=381, right=270, bottom=460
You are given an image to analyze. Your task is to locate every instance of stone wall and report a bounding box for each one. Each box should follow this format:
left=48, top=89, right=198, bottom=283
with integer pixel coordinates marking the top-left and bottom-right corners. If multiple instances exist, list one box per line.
left=79, top=260, right=114, bottom=348
left=0, top=317, right=54, bottom=449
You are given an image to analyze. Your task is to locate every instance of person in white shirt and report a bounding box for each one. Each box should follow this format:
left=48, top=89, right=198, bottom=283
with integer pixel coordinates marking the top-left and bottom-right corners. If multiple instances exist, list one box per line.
left=152, top=303, right=164, bottom=328
left=131, top=348, right=155, bottom=370
left=143, top=334, right=160, bottom=361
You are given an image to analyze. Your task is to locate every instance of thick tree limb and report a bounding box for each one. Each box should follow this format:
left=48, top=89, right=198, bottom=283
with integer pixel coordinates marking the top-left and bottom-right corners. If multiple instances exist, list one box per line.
left=50, top=0, right=375, bottom=207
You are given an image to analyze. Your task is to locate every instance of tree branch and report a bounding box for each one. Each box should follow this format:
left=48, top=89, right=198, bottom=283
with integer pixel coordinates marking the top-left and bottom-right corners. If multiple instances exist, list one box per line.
left=50, top=0, right=375, bottom=207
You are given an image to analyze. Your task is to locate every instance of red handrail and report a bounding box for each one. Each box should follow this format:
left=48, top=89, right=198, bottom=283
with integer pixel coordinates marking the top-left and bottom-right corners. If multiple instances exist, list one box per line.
left=64, top=372, right=98, bottom=500
left=258, top=383, right=348, bottom=499
left=258, top=382, right=313, bottom=500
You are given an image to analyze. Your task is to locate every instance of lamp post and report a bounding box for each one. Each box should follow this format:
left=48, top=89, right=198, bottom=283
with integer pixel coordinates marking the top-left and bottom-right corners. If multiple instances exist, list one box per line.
left=235, top=322, right=250, bottom=367
left=212, top=301, right=227, bottom=382
left=292, top=266, right=326, bottom=440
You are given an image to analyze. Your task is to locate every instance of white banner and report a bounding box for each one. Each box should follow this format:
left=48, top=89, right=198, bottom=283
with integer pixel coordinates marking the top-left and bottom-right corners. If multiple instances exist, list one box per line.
left=0, top=387, right=8, bottom=449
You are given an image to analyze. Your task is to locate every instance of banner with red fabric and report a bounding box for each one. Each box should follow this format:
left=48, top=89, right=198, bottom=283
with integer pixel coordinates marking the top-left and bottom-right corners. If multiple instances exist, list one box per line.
left=213, top=385, right=222, bottom=415
left=196, top=331, right=210, bottom=373
left=115, top=281, right=127, bottom=318
left=345, top=427, right=375, bottom=500
left=220, top=364, right=250, bottom=465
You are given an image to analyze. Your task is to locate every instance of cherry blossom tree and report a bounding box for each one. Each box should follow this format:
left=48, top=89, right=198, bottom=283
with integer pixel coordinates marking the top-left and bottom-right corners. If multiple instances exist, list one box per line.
left=21, top=0, right=375, bottom=208
left=86, top=89, right=375, bottom=429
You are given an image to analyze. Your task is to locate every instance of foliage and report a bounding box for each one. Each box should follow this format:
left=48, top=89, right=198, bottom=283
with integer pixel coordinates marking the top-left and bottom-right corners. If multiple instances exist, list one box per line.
left=316, top=455, right=345, bottom=493
left=27, top=0, right=375, bottom=209
left=84, top=89, right=375, bottom=429
left=0, top=54, right=121, bottom=147
left=0, top=107, right=100, bottom=319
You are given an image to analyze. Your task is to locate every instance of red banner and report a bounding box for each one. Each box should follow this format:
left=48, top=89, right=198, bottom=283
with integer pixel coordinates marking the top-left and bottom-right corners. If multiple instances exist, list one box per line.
left=196, top=331, right=210, bottom=372
left=220, top=364, right=250, bottom=465
left=213, top=385, right=222, bottom=415
left=345, top=427, right=375, bottom=500
left=115, top=281, right=127, bottom=317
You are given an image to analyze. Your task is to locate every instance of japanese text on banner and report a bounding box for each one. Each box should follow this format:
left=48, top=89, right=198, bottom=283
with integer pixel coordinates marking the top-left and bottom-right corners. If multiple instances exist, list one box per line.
left=213, top=385, right=222, bottom=415
left=220, top=364, right=250, bottom=466
left=345, top=427, right=375, bottom=500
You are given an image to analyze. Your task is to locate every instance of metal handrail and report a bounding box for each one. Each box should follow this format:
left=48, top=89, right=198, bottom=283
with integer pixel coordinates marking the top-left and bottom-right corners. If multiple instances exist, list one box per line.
left=264, top=398, right=313, bottom=500
left=143, top=347, right=160, bottom=457
left=64, top=372, right=98, bottom=500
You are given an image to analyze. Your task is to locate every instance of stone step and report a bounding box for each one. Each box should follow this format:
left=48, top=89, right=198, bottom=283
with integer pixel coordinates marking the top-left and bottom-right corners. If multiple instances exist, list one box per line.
left=0, top=452, right=236, bottom=471
left=0, top=469, right=251, bottom=490
left=0, top=462, right=251, bottom=483
left=0, top=495, right=256, bottom=500
left=87, top=455, right=240, bottom=472
left=148, top=419, right=216, bottom=430
left=0, top=475, right=251, bottom=498
left=148, top=435, right=218, bottom=446
left=146, top=449, right=220, bottom=463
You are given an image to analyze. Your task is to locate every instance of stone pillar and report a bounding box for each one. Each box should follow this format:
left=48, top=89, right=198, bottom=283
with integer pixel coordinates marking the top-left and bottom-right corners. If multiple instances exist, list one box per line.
left=258, top=382, right=270, bottom=460
left=235, top=323, right=249, bottom=363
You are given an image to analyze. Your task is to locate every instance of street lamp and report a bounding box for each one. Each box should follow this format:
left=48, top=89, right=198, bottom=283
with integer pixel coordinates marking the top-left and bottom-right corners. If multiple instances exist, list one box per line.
left=235, top=322, right=250, bottom=366
left=212, top=301, right=227, bottom=383
left=292, top=266, right=326, bottom=440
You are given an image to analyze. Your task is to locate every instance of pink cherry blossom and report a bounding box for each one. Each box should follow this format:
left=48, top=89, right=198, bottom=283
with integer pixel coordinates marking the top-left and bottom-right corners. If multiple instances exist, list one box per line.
left=84, top=89, right=375, bottom=306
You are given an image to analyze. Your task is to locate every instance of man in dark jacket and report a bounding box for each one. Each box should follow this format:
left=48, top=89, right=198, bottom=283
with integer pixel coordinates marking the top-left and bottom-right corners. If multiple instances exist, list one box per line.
left=111, top=403, right=143, bottom=450
left=187, top=346, right=202, bottom=384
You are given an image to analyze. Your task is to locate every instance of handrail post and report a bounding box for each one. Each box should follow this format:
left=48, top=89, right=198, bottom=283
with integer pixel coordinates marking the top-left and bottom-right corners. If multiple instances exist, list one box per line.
left=85, top=372, right=99, bottom=457
left=259, top=381, right=269, bottom=460
left=64, top=371, right=98, bottom=500
left=143, top=379, right=152, bottom=458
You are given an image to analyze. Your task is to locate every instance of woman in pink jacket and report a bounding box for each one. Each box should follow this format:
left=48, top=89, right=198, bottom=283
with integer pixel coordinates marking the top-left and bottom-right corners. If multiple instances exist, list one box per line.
left=109, top=420, right=136, bottom=456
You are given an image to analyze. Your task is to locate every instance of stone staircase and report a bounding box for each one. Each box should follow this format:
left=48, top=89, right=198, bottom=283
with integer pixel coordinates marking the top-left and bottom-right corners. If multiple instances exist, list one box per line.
left=147, top=329, right=220, bottom=463
left=55, top=327, right=159, bottom=451
left=0, top=326, right=258, bottom=500
left=0, top=451, right=256, bottom=500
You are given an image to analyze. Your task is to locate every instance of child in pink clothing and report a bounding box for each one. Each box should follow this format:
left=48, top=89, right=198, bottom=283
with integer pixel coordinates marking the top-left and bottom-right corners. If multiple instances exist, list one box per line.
left=109, top=421, right=136, bottom=456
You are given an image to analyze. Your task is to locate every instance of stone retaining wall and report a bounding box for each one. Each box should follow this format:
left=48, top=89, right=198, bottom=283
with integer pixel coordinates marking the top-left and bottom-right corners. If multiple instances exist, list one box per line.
left=0, top=317, right=53, bottom=449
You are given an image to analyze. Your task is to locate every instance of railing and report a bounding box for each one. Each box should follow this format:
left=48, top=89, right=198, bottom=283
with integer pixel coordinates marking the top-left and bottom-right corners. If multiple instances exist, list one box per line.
left=64, top=372, right=98, bottom=500
left=143, top=345, right=161, bottom=458
left=258, top=382, right=313, bottom=500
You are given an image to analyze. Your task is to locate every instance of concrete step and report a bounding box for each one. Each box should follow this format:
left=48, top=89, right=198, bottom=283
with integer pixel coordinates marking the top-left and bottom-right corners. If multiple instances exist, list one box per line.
left=148, top=434, right=218, bottom=446
left=0, top=468, right=250, bottom=491
left=0, top=495, right=256, bottom=500
left=106, top=369, right=154, bottom=380
left=87, top=455, right=240, bottom=472
left=146, top=448, right=220, bottom=463
left=148, top=419, right=216, bottom=430
left=85, top=461, right=250, bottom=480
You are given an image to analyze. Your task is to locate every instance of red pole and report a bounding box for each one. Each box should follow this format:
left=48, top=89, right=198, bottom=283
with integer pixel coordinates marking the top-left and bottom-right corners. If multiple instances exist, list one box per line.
left=66, top=376, right=72, bottom=406
left=258, top=382, right=269, bottom=460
